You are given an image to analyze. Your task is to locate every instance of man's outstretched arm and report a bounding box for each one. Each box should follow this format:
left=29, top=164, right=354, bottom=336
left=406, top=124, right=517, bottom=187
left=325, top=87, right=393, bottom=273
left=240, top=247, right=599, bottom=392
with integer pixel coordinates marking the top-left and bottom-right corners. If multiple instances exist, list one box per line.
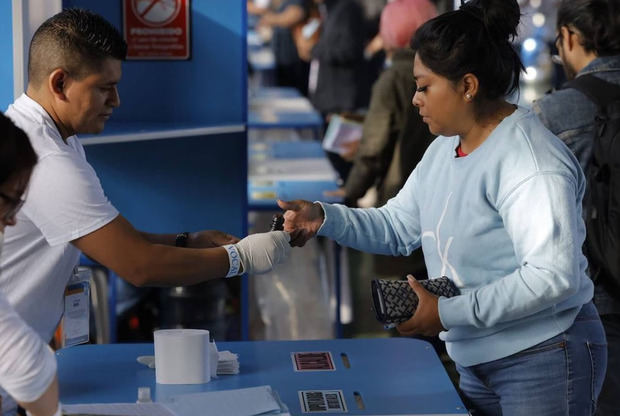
left=73, top=215, right=290, bottom=286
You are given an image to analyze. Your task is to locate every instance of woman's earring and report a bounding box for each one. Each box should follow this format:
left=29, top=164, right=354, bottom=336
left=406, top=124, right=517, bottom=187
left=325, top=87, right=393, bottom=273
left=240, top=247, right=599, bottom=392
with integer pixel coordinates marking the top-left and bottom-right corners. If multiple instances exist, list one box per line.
left=465, top=93, right=472, bottom=101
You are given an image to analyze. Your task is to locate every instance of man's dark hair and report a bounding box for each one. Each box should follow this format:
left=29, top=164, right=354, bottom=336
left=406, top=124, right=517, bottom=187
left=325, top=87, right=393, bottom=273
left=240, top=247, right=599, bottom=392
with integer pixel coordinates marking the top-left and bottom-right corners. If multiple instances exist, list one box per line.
left=0, top=114, right=37, bottom=185
left=557, top=0, right=620, bottom=56
left=28, top=8, right=127, bottom=87
left=410, top=0, right=524, bottom=111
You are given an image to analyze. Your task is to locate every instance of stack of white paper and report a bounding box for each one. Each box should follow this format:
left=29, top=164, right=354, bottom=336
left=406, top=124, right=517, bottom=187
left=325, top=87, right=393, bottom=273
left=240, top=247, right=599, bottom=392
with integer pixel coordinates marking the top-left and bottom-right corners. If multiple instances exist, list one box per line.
left=136, top=351, right=240, bottom=375
left=217, top=350, right=240, bottom=375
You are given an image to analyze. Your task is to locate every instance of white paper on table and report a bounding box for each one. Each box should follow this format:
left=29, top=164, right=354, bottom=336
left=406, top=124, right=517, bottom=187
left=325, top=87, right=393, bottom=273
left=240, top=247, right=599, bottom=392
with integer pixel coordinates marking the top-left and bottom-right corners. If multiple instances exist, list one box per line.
left=249, top=158, right=338, bottom=181
left=165, top=385, right=287, bottom=416
left=250, top=97, right=314, bottom=112
left=217, top=350, right=240, bottom=375
left=62, top=403, right=177, bottom=416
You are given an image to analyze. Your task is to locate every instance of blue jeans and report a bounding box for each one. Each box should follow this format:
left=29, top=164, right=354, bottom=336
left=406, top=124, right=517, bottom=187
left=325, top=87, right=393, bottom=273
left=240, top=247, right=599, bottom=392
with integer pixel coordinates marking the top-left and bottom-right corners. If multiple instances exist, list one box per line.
left=457, top=302, right=607, bottom=415
left=596, top=313, right=620, bottom=416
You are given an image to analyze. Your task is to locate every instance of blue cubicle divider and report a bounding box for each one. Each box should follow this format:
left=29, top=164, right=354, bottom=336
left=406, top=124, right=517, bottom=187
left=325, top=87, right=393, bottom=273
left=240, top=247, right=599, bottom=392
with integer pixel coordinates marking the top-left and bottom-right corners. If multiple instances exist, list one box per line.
left=84, top=133, right=246, bottom=237
left=0, top=1, right=13, bottom=110
left=83, top=131, right=249, bottom=340
left=63, top=0, right=245, bottom=125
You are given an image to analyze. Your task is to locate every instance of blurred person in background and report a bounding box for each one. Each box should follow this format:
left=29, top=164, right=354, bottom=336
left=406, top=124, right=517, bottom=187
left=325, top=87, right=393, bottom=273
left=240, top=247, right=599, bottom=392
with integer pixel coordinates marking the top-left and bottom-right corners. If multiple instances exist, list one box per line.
left=331, top=0, right=437, bottom=281
left=297, top=0, right=371, bottom=182
left=532, top=0, right=620, bottom=414
left=249, top=0, right=312, bottom=95
left=342, top=0, right=437, bottom=208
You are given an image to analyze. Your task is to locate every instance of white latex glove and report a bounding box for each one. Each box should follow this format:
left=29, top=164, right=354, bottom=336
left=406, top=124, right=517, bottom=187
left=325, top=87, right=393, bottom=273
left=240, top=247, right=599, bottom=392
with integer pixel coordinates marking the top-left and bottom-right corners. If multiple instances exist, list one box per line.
left=235, top=231, right=291, bottom=275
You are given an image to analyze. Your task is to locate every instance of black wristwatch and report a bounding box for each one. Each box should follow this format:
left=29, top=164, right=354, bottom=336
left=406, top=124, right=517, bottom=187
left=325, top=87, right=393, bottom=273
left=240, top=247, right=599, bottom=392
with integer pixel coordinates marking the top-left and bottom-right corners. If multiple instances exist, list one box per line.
left=175, top=232, right=190, bottom=247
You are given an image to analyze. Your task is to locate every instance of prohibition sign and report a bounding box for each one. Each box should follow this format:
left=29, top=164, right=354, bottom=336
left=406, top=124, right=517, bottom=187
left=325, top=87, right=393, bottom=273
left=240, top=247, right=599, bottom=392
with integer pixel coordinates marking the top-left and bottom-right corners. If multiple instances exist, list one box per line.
left=131, top=0, right=182, bottom=27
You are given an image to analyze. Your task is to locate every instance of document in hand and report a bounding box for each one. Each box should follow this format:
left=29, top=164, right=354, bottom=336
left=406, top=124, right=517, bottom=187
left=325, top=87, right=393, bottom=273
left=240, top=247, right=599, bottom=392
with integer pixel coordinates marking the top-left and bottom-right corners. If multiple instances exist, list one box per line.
left=321, top=115, right=363, bottom=156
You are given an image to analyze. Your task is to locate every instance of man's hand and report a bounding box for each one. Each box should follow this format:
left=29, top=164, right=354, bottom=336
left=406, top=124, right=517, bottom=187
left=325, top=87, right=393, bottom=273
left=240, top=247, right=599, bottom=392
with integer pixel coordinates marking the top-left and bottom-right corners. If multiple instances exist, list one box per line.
left=235, top=231, right=291, bottom=275
left=277, top=199, right=324, bottom=247
left=188, top=230, right=240, bottom=248
left=397, top=275, right=446, bottom=337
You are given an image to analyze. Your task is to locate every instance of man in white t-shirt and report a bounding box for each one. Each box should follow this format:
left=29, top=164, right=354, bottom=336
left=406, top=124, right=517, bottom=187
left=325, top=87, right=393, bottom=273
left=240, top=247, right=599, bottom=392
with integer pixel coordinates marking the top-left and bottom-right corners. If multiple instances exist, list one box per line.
left=1, top=9, right=290, bottom=415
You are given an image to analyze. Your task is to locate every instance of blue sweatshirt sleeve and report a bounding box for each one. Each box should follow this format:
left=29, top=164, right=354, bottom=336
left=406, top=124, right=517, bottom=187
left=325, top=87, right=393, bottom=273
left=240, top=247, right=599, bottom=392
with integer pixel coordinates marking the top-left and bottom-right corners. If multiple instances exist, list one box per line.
left=317, top=168, right=423, bottom=255
left=439, top=172, right=586, bottom=329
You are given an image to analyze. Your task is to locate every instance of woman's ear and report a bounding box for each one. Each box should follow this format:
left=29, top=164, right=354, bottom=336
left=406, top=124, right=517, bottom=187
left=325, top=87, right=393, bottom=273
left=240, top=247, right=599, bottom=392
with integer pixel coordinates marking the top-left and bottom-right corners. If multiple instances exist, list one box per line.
left=461, top=73, right=479, bottom=102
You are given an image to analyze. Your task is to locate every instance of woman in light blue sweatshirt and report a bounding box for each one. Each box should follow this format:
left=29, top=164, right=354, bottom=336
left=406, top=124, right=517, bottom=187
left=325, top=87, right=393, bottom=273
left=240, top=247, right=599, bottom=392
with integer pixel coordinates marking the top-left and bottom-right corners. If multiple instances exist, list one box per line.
left=279, top=0, right=607, bottom=413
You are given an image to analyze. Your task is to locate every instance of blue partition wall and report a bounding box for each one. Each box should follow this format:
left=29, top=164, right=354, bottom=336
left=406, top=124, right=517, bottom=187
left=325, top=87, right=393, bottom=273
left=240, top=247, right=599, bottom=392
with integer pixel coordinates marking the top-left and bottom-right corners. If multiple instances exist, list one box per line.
left=83, top=133, right=247, bottom=235
left=63, top=0, right=246, bottom=125
left=62, top=0, right=249, bottom=339
left=0, top=1, right=13, bottom=110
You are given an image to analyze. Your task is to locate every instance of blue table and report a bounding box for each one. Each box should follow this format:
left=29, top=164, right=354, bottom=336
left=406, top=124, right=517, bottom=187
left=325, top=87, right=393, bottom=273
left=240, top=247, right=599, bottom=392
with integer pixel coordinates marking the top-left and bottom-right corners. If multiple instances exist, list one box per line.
left=249, top=87, right=302, bottom=100
left=248, top=91, right=323, bottom=136
left=248, top=141, right=342, bottom=210
left=248, top=179, right=342, bottom=210
left=248, top=110, right=323, bottom=131
left=57, top=338, right=468, bottom=415
left=249, top=140, right=325, bottom=159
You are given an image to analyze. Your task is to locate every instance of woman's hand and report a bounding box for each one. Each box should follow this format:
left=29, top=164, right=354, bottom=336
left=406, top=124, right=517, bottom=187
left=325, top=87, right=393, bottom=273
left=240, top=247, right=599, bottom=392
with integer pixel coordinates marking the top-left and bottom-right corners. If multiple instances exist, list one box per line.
left=397, top=275, right=446, bottom=337
left=277, top=199, right=324, bottom=247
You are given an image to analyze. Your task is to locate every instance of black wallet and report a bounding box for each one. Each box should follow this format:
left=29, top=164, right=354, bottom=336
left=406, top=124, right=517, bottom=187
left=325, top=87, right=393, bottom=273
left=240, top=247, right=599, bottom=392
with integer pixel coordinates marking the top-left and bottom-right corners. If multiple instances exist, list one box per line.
left=371, top=276, right=460, bottom=326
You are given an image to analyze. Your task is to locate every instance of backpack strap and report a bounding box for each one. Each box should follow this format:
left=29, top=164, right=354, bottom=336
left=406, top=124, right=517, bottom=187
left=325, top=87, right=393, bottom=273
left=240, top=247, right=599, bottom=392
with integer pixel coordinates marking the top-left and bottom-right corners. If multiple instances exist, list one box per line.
left=564, top=74, right=620, bottom=109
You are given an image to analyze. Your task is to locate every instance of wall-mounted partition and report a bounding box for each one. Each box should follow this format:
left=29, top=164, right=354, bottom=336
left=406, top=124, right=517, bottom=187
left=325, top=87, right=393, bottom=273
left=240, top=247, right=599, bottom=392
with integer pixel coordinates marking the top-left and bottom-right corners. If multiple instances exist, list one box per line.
left=9, top=0, right=63, bottom=107
left=61, top=0, right=249, bottom=340
left=0, top=1, right=13, bottom=110
left=63, top=0, right=246, bottom=126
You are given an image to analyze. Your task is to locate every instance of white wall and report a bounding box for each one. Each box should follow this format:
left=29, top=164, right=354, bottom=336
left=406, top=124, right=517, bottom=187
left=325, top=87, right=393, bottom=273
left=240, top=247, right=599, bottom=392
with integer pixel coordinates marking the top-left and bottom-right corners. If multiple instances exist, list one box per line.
left=12, top=0, right=61, bottom=98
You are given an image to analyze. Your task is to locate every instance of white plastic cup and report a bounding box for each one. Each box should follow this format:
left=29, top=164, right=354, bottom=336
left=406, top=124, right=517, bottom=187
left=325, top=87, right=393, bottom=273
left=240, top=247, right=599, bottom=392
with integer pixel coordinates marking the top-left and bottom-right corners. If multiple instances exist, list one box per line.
left=153, top=329, right=211, bottom=384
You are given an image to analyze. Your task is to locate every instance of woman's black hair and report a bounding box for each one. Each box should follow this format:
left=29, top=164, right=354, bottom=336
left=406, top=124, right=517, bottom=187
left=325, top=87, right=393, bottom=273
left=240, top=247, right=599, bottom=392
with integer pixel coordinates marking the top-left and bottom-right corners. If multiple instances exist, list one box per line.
left=0, top=113, right=37, bottom=186
left=557, top=0, right=620, bottom=56
left=410, top=0, right=524, bottom=104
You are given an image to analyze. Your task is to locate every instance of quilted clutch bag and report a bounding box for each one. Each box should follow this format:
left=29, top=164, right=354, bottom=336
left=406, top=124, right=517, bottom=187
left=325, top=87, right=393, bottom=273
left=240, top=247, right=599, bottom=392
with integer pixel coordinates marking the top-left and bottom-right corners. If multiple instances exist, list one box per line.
left=371, top=276, right=460, bottom=326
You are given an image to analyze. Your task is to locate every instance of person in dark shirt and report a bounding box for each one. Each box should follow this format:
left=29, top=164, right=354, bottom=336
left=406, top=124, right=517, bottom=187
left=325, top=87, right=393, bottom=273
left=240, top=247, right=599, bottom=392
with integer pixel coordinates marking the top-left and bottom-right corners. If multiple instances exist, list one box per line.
left=254, top=0, right=311, bottom=95
left=532, top=1, right=620, bottom=414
